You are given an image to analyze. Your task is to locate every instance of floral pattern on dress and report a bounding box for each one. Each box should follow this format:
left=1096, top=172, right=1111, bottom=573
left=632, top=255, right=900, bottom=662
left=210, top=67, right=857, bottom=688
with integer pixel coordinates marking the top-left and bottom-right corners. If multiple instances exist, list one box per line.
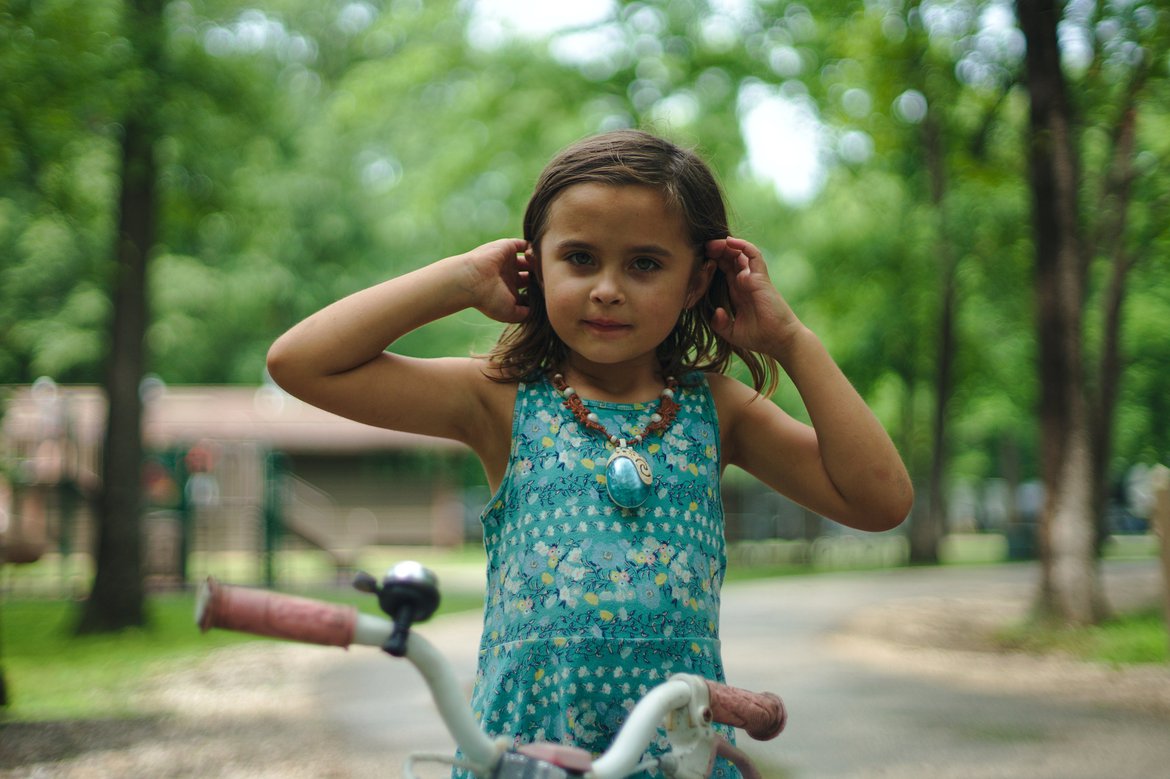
left=455, top=374, right=739, bottom=779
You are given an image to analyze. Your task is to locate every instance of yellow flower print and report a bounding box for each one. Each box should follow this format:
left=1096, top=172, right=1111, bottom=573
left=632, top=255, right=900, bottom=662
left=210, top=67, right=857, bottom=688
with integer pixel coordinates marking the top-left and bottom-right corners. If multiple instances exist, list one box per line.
left=600, top=610, right=614, bottom=621
left=655, top=573, right=668, bottom=586
left=581, top=457, right=595, bottom=470
left=688, top=501, right=699, bottom=512
left=542, top=436, right=554, bottom=448
left=647, top=443, right=660, bottom=454
left=535, top=668, right=545, bottom=682
left=688, top=463, right=699, bottom=475
left=541, top=572, right=554, bottom=585
left=584, top=593, right=600, bottom=606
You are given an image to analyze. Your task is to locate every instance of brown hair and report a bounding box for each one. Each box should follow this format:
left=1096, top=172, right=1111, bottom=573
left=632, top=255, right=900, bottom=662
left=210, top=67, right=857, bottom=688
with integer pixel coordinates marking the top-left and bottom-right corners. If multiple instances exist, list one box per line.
left=488, top=129, right=777, bottom=394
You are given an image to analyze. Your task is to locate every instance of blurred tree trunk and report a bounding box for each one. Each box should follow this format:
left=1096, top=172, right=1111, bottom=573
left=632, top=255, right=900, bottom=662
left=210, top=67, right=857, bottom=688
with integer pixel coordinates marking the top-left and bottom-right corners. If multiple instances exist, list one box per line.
left=76, top=0, right=163, bottom=634
left=909, top=109, right=956, bottom=565
left=1087, top=65, right=1146, bottom=550
left=1018, top=0, right=1104, bottom=624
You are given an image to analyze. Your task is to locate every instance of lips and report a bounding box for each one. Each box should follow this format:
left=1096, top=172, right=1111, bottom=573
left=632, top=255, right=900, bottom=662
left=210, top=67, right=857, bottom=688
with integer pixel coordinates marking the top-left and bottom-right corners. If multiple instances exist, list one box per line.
left=583, top=318, right=631, bottom=334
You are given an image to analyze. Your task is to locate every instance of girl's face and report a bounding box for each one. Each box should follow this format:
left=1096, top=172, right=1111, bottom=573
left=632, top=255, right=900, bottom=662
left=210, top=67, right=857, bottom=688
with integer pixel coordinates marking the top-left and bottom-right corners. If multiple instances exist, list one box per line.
left=536, top=183, right=713, bottom=378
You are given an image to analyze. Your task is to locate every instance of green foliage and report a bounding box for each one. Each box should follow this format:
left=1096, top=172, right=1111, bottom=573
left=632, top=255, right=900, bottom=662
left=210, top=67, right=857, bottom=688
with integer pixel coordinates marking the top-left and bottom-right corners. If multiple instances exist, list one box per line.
left=1, top=0, right=1168, bottom=488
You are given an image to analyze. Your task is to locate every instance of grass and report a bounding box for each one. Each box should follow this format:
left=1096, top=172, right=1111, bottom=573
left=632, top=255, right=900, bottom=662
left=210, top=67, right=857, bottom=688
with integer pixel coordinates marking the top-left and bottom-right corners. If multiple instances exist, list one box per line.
left=997, top=607, right=1169, bottom=666
left=2, top=594, right=254, bottom=720
left=1, top=566, right=486, bottom=721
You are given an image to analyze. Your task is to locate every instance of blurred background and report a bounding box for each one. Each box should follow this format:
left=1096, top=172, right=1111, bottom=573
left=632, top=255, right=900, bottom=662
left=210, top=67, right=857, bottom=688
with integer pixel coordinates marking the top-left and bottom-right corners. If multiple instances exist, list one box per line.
left=1, top=1, right=1167, bottom=634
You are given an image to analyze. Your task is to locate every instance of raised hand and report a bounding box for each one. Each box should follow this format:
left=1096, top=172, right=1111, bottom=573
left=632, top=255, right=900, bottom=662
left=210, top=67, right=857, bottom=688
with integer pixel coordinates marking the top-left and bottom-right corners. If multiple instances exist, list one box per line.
left=461, top=238, right=531, bottom=324
left=705, top=237, right=803, bottom=358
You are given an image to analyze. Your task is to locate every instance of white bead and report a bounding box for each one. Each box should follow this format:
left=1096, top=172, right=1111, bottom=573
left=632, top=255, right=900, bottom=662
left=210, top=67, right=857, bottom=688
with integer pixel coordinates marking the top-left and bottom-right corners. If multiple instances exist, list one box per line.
left=587, top=412, right=600, bottom=424
left=661, top=388, right=674, bottom=400
left=650, top=413, right=662, bottom=423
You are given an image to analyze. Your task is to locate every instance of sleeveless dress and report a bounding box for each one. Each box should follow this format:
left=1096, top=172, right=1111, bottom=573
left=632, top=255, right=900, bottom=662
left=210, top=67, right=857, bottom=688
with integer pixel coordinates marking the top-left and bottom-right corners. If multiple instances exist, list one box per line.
left=454, top=373, right=739, bottom=778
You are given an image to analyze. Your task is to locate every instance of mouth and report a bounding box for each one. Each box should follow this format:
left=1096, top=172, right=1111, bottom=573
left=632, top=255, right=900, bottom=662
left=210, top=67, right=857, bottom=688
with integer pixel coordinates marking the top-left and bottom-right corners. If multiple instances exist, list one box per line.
left=583, top=318, right=631, bottom=333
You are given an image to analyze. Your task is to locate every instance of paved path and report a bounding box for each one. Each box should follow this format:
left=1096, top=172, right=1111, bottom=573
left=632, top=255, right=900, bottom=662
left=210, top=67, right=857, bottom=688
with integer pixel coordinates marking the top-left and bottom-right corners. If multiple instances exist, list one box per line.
left=316, top=561, right=1169, bottom=778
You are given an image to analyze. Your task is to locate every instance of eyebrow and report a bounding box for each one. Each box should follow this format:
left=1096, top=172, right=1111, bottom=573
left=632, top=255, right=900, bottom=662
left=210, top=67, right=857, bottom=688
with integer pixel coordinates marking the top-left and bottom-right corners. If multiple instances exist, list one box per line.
left=553, top=239, right=676, bottom=257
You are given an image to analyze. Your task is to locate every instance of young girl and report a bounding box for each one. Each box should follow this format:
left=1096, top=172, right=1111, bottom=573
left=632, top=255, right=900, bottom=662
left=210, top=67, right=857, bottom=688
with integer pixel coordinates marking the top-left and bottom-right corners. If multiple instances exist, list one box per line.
left=267, top=129, right=912, bottom=777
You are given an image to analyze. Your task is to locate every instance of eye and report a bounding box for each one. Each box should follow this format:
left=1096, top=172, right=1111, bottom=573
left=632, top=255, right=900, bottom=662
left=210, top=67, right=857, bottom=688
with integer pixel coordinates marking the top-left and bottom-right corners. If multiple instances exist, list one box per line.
left=564, top=251, right=594, bottom=267
left=631, top=256, right=662, bottom=272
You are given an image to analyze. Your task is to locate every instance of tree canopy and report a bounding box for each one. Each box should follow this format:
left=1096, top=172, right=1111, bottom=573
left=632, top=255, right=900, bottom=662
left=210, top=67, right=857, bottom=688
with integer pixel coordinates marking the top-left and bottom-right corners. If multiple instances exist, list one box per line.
left=3, top=0, right=1169, bottom=626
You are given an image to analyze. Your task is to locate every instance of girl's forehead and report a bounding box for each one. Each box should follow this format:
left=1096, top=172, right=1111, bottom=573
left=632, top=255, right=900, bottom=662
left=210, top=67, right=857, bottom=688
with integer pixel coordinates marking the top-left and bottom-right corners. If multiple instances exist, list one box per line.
left=543, top=183, right=686, bottom=235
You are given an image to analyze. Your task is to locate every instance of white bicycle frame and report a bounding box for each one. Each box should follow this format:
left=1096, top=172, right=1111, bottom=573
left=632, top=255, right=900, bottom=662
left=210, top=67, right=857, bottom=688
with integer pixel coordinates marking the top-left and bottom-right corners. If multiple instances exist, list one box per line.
left=196, top=570, right=784, bottom=779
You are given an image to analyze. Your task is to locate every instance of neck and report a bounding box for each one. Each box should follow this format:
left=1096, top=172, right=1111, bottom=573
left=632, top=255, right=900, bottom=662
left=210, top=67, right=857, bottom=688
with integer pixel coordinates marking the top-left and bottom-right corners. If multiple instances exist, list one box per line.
left=556, top=361, right=667, bottom=403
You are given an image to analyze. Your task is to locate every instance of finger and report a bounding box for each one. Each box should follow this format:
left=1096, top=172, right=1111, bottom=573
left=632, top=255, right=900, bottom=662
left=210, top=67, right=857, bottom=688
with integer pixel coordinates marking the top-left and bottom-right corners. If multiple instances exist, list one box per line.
left=723, top=237, right=768, bottom=270
left=705, top=237, right=740, bottom=262
left=723, top=236, right=758, bottom=255
left=722, top=251, right=751, bottom=281
left=708, top=245, right=745, bottom=275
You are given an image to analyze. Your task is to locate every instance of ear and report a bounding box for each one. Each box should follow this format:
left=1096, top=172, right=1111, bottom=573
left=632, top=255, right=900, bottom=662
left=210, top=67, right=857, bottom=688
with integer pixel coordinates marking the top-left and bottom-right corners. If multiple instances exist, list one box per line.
left=526, top=243, right=543, bottom=287
left=684, top=259, right=716, bottom=309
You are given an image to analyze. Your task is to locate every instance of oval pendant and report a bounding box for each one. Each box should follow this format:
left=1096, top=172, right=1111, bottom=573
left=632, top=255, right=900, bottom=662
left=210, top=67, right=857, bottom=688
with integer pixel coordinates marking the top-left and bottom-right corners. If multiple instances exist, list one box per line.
left=605, top=447, right=653, bottom=509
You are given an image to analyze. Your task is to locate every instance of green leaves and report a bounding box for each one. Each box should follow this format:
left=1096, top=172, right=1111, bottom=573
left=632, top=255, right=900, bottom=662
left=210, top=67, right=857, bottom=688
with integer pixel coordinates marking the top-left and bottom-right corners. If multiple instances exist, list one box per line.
left=2, top=0, right=1169, bottom=478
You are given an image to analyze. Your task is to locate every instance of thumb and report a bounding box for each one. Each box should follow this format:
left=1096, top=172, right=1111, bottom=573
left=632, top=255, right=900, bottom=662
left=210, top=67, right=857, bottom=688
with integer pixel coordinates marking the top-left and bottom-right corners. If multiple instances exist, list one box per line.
left=510, top=301, right=532, bottom=323
left=711, top=307, right=735, bottom=341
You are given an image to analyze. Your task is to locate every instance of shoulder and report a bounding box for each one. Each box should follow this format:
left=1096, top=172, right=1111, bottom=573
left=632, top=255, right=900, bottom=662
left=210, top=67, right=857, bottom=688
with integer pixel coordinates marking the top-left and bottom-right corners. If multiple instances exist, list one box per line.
left=702, top=371, right=761, bottom=418
left=462, top=357, right=522, bottom=417
left=452, top=358, right=521, bottom=487
left=703, top=372, right=806, bottom=467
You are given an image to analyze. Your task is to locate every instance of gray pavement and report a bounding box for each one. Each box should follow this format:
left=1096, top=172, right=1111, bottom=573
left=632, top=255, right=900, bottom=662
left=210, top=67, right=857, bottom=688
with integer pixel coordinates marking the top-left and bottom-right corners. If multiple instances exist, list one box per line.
left=316, top=561, right=1170, bottom=778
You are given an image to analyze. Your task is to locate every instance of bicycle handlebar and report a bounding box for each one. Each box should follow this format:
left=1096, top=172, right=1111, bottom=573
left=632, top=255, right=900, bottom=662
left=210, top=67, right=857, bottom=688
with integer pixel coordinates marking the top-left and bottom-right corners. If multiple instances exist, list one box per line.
left=705, top=679, right=786, bottom=741
left=196, top=577, right=786, bottom=777
left=196, top=577, right=358, bottom=646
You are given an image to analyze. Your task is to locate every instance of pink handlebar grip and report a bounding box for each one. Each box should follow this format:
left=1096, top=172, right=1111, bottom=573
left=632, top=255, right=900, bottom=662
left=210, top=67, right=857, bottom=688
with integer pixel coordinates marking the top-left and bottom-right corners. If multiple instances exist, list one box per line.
left=197, top=577, right=357, bottom=648
left=706, top=680, right=787, bottom=741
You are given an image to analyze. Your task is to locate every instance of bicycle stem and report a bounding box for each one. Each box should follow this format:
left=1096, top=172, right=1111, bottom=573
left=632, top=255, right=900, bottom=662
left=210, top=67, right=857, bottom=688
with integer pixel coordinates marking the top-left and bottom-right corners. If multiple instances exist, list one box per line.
left=588, top=677, right=702, bottom=779
left=350, top=612, right=505, bottom=771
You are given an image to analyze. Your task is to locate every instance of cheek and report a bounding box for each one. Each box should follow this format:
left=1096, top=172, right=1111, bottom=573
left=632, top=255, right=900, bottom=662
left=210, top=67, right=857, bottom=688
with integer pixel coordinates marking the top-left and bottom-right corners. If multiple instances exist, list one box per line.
left=541, top=279, right=580, bottom=329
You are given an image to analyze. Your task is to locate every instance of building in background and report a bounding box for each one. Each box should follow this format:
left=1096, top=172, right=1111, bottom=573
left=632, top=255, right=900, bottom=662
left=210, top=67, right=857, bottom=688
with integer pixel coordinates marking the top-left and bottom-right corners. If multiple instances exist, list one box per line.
left=0, top=379, right=473, bottom=589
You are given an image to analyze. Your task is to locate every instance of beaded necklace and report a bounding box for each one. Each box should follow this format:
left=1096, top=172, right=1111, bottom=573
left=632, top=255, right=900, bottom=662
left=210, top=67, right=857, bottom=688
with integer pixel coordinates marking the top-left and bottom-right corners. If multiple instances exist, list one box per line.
left=551, top=373, right=680, bottom=509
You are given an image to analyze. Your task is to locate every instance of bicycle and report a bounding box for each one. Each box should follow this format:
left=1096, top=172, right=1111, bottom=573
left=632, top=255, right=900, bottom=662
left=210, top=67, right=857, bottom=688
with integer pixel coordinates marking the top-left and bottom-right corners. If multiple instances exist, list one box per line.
left=196, top=561, right=787, bottom=779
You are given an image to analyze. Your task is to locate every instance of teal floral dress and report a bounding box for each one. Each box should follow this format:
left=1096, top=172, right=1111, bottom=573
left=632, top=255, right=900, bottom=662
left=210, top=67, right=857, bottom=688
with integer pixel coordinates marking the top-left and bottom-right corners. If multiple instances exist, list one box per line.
left=456, top=373, right=739, bottom=778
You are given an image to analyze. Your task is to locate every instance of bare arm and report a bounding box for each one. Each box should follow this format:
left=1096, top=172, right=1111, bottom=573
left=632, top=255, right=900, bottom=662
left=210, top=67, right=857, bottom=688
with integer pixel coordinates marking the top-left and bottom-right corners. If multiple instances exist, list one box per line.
left=706, top=238, right=913, bottom=532
left=266, top=239, right=529, bottom=476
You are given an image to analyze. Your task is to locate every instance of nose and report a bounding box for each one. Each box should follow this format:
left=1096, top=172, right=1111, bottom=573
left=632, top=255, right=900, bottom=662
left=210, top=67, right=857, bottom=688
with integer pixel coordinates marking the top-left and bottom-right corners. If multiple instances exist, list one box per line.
left=590, top=269, right=624, bottom=305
